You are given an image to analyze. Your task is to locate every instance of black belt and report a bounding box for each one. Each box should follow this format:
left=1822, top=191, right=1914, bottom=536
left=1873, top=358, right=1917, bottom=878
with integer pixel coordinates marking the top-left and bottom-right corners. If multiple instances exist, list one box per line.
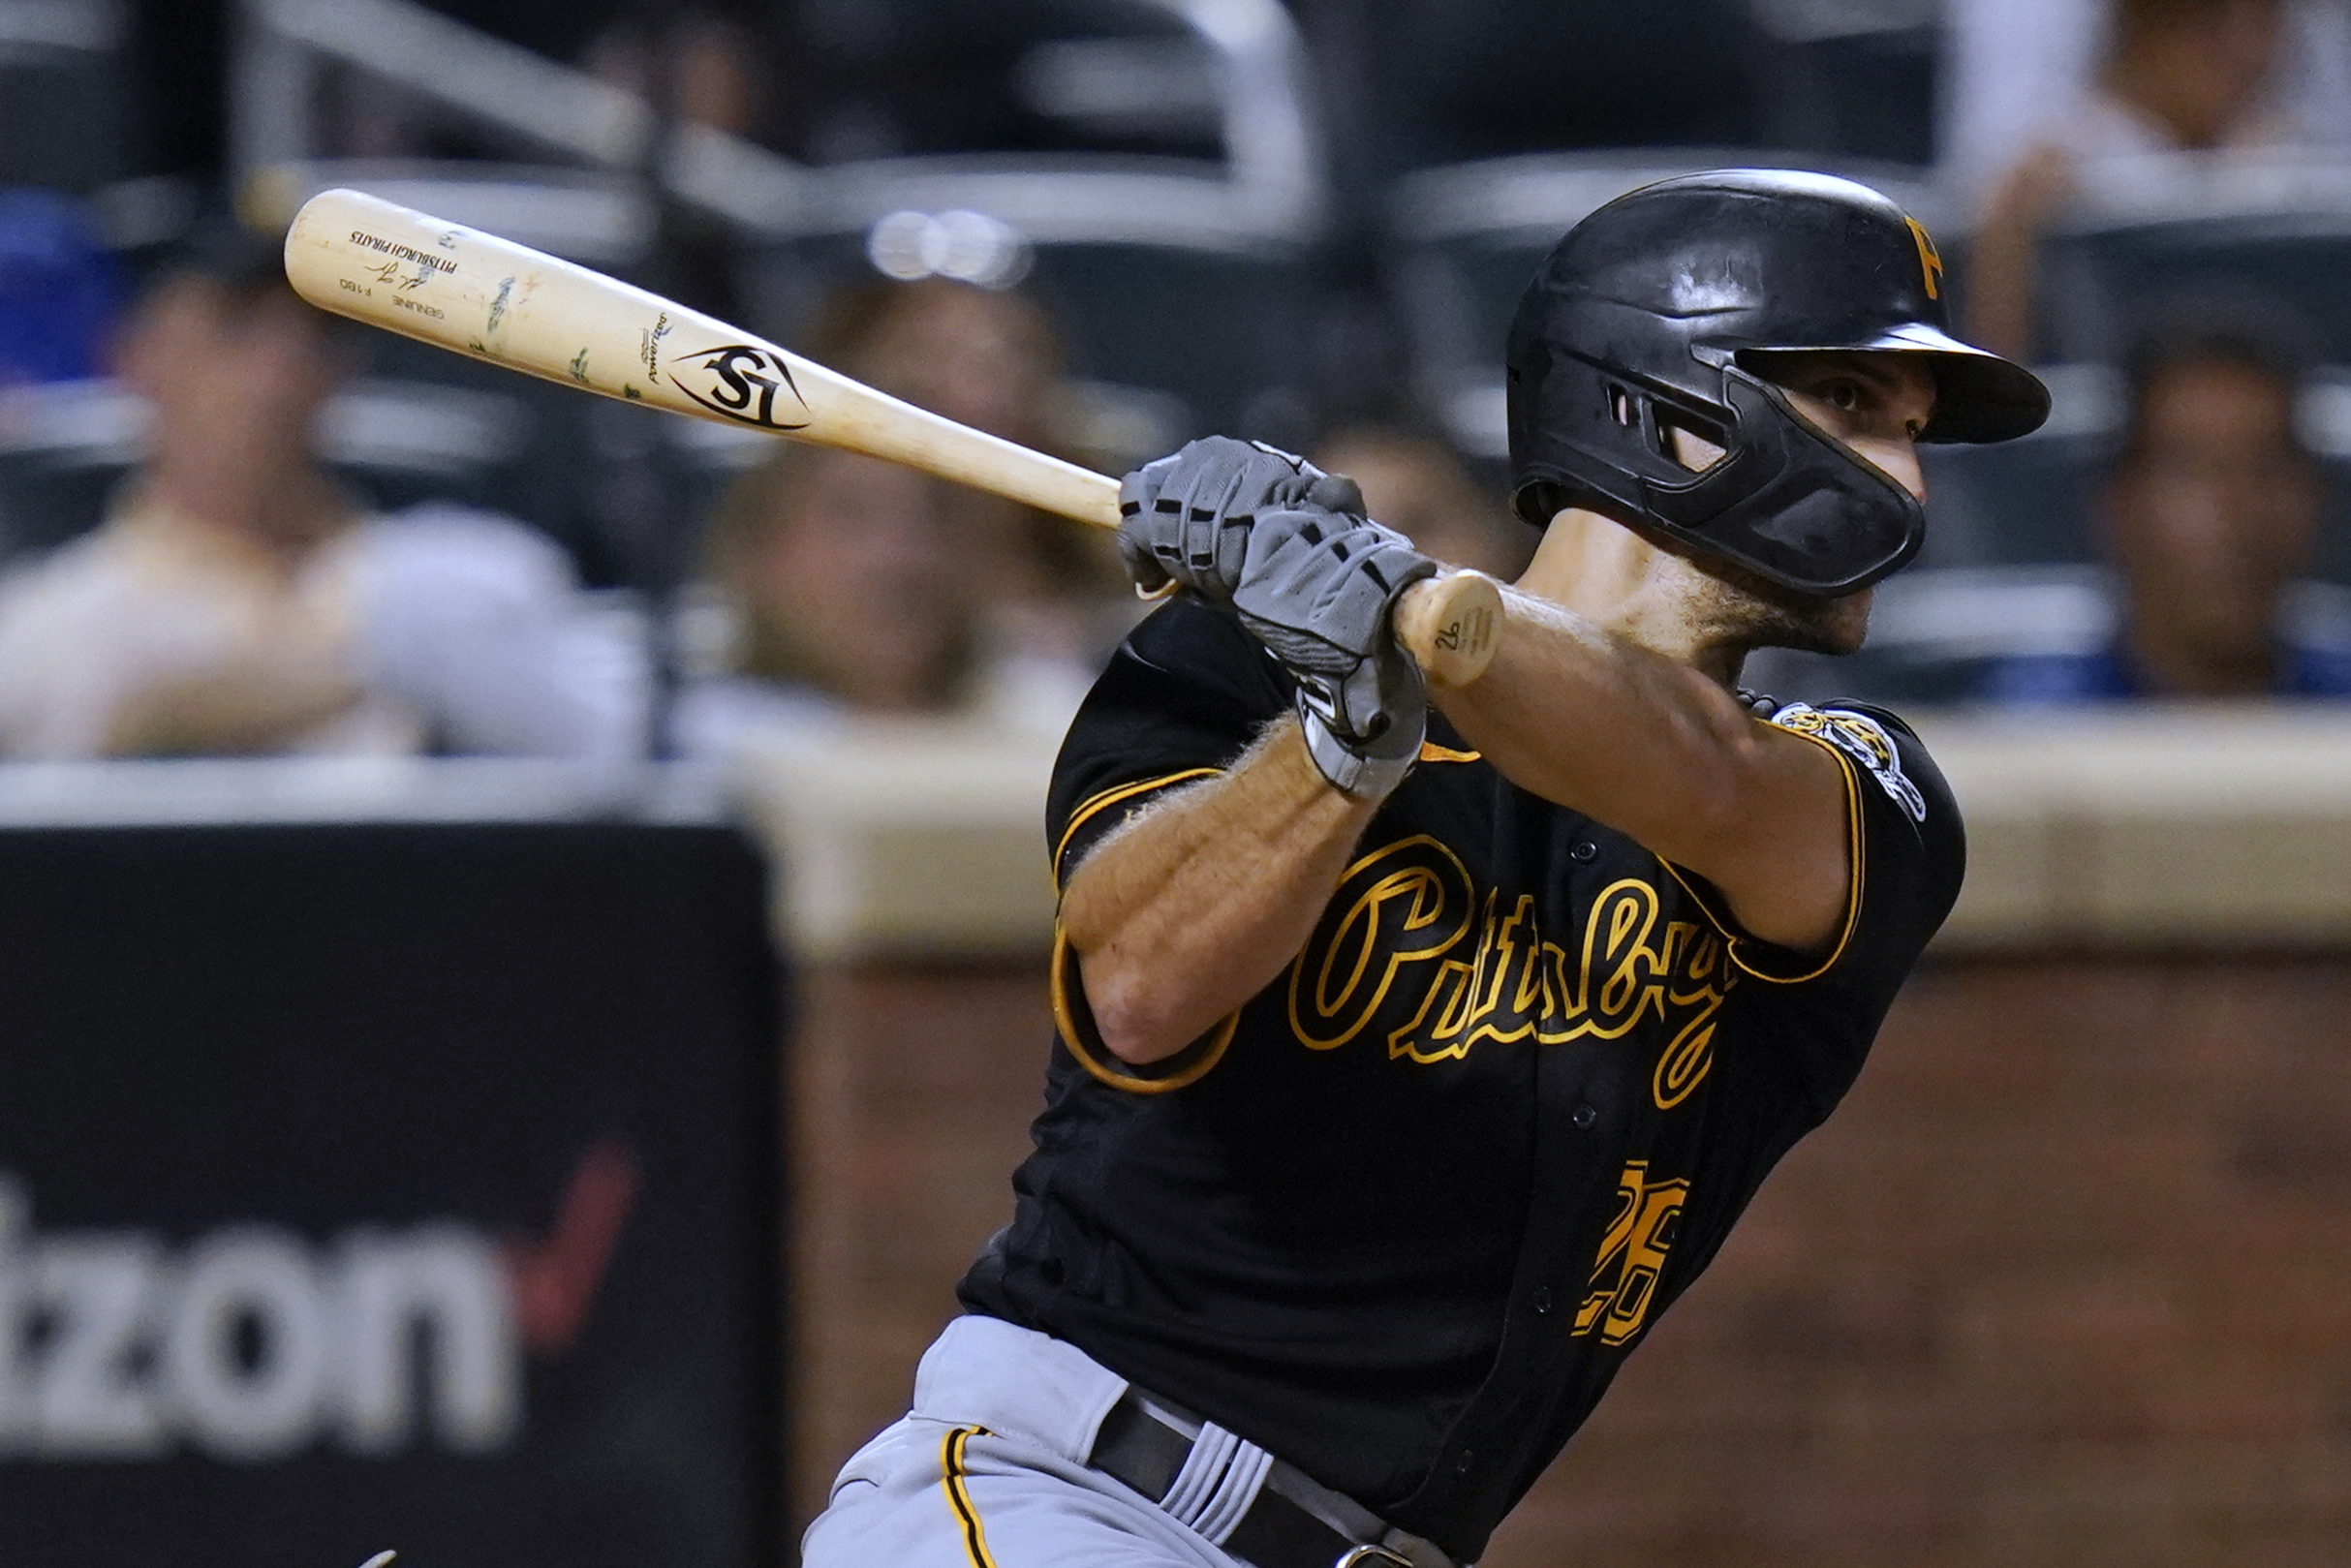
left=1087, top=1391, right=1459, bottom=1568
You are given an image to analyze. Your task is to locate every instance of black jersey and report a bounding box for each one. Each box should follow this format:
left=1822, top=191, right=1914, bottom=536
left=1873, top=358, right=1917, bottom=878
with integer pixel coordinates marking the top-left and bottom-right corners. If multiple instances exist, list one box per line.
left=958, top=597, right=1964, bottom=1561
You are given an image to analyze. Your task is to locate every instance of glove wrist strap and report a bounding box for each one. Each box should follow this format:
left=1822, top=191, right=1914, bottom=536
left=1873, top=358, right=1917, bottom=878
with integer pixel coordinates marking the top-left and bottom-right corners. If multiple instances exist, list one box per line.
left=1299, top=702, right=1421, bottom=803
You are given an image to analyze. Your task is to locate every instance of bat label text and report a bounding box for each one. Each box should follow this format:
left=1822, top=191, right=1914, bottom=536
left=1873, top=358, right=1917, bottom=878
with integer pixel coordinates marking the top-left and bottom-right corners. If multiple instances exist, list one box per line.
left=346, top=230, right=459, bottom=278
left=675, top=345, right=812, bottom=430
left=639, top=312, right=671, bottom=384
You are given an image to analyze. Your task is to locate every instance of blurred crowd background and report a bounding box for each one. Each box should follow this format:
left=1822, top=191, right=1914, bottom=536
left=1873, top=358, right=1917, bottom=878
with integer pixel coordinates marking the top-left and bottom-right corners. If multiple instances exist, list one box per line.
left=10, top=0, right=2351, bottom=758
left=9, top=6, right=2351, bottom=1568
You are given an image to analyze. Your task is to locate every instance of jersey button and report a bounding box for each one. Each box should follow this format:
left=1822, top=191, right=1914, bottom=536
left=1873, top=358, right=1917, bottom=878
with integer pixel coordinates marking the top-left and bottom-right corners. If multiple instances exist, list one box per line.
left=1455, top=1450, right=1475, bottom=1475
left=1572, top=1103, right=1598, bottom=1129
left=1532, top=1286, right=1554, bottom=1314
left=1568, top=841, right=1599, bottom=863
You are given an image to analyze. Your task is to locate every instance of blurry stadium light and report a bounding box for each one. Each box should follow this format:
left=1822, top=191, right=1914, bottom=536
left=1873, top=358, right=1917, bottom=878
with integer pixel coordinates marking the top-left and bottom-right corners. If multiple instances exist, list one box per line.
left=865, top=210, right=1034, bottom=290
left=2296, top=373, right=2351, bottom=460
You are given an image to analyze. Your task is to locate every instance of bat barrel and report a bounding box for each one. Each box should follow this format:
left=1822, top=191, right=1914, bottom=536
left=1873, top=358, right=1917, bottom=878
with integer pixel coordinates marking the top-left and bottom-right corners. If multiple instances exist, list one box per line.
left=283, top=187, right=1499, bottom=684
left=282, top=188, right=1122, bottom=528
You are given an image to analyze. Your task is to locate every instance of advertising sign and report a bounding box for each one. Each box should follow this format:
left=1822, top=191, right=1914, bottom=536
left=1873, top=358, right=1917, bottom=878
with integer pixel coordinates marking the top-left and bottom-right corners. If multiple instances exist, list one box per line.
left=0, top=821, right=784, bottom=1568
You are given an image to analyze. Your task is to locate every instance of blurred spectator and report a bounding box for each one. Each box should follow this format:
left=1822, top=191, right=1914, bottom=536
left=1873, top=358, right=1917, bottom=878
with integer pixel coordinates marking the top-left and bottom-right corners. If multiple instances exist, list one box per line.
left=825, top=278, right=1063, bottom=457
left=0, top=232, right=643, bottom=759
left=1944, top=0, right=2351, bottom=197
left=1311, top=423, right=1531, bottom=581
left=356, top=1, right=780, bottom=145
left=1979, top=302, right=2350, bottom=700
left=670, top=442, right=1090, bottom=757
left=580, top=7, right=772, bottom=142
left=1963, top=0, right=2342, bottom=361
left=815, top=277, right=1132, bottom=664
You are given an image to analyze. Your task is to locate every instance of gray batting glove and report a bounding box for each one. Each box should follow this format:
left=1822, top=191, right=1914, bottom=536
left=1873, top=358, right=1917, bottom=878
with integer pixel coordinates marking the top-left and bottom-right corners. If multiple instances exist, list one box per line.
left=1116, top=437, right=1366, bottom=601
left=1230, top=508, right=1438, bottom=801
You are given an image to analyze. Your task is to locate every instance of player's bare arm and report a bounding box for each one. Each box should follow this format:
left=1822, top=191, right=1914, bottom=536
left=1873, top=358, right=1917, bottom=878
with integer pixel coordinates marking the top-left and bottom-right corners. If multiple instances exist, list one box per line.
left=1438, top=597, right=1853, bottom=950
left=1061, top=716, right=1376, bottom=1064
left=1067, top=440, right=1441, bottom=1063
left=1436, top=352, right=1937, bottom=952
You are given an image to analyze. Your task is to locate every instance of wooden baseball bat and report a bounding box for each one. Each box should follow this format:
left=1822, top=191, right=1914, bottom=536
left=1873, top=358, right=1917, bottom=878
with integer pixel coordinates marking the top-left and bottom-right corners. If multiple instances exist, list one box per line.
left=282, top=189, right=1500, bottom=686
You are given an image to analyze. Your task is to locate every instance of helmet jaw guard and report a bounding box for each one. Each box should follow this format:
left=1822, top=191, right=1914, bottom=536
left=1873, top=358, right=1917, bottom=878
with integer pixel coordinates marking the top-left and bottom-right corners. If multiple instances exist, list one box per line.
left=1505, top=169, right=2051, bottom=598
left=1510, top=353, right=1927, bottom=597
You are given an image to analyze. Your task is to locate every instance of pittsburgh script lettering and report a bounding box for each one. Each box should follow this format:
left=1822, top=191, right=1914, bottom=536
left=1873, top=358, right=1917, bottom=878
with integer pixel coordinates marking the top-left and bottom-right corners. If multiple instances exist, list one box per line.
left=347, top=231, right=458, bottom=276
left=1286, top=836, right=1732, bottom=1106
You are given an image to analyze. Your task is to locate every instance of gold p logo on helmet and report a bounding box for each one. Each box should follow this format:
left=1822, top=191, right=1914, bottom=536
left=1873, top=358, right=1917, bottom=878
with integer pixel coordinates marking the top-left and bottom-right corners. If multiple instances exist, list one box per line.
left=1903, top=215, right=1944, bottom=300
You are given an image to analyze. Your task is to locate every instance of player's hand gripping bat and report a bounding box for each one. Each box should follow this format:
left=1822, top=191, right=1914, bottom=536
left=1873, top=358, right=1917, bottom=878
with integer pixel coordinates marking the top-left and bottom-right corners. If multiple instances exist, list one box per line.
left=281, top=190, right=1501, bottom=687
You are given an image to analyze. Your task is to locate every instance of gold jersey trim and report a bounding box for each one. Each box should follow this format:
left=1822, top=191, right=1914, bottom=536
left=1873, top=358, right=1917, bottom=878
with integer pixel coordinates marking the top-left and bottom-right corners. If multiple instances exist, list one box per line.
left=1052, top=768, right=1224, bottom=883
left=1657, top=723, right=1866, bottom=986
left=1051, top=924, right=1240, bottom=1093
left=939, top=1424, right=1002, bottom=1568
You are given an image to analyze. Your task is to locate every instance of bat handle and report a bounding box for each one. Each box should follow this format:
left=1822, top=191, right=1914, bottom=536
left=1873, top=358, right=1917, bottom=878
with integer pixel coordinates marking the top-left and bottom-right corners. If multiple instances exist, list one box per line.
left=1395, top=570, right=1503, bottom=689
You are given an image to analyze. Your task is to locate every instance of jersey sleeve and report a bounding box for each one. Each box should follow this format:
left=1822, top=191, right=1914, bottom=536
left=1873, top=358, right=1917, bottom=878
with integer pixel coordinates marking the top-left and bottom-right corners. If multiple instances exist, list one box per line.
left=1671, top=701, right=1964, bottom=1109
left=1045, top=596, right=1290, bottom=889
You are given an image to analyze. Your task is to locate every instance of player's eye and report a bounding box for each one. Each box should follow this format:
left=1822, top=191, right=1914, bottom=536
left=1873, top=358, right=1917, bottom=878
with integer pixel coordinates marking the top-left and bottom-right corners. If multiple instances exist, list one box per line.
left=1817, top=379, right=1864, bottom=413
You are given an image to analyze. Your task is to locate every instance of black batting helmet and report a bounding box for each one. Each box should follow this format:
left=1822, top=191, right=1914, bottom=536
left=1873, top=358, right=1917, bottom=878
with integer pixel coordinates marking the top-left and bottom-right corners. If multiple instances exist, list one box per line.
left=1505, top=169, right=2050, bottom=597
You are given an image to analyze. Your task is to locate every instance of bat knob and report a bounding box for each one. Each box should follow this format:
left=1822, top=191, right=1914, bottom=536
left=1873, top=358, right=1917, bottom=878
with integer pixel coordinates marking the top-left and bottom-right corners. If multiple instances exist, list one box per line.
left=1395, top=571, right=1503, bottom=689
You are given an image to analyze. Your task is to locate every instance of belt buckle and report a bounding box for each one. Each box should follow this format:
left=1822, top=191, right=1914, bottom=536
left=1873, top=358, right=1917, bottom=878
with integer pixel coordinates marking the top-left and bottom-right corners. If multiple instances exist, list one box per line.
left=1336, top=1548, right=1414, bottom=1568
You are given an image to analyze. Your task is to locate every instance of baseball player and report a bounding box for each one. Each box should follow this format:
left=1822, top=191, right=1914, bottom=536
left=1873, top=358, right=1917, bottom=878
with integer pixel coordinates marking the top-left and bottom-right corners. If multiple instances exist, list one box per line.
left=802, top=170, right=2050, bottom=1568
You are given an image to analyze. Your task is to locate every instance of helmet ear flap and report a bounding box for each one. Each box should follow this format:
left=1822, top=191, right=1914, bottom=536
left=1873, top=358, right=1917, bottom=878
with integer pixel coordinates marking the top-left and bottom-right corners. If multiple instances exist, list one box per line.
left=1605, top=382, right=1727, bottom=474
left=1506, top=350, right=1749, bottom=530
left=1511, top=478, right=1569, bottom=531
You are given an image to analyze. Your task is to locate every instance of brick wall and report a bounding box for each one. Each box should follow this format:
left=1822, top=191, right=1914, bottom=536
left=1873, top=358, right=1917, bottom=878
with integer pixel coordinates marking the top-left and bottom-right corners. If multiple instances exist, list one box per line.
left=789, top=958, right=2351, bottom=1565
left=789, top=964, right=1053, bottom=1527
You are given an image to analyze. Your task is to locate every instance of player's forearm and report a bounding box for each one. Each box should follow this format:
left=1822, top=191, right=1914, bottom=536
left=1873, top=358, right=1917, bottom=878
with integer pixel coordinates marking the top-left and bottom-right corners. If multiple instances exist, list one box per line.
left=1433, top=587, right=1847, bottom=946
left=1062, top=716, right=1377, bottom=1064
left=1437, top=590, right=1752, bottom=840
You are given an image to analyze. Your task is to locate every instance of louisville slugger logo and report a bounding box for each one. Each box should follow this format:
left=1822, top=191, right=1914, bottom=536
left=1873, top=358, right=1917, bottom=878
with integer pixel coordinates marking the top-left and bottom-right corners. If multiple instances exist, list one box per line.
left=674, top=345, right=812, bottom=430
